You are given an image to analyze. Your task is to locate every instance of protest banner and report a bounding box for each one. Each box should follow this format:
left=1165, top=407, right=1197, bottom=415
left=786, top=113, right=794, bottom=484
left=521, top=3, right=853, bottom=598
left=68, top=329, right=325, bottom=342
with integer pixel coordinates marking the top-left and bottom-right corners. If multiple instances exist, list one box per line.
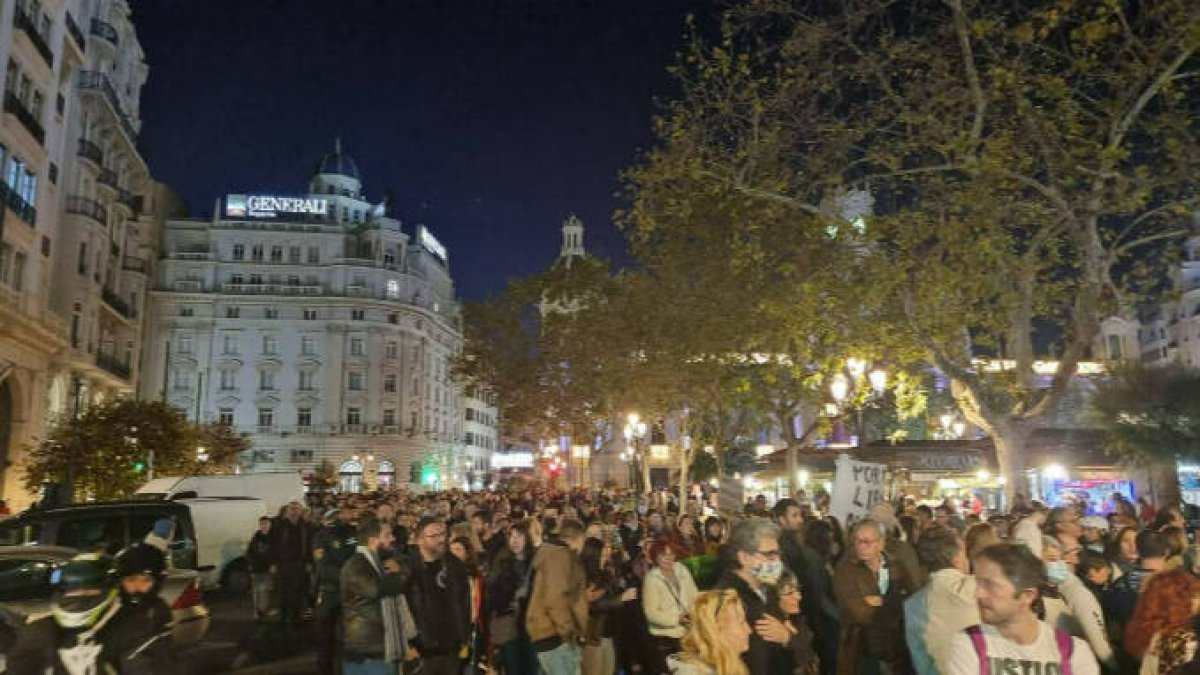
left=830, top=453, right=887, bottom=524
left=716, top=477, right=744, bottom=514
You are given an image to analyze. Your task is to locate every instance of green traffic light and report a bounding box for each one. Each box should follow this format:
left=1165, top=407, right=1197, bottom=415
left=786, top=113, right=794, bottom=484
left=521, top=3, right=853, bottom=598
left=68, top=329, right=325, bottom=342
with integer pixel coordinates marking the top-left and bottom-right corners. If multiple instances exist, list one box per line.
left=133, top=461, right=146, bottom=472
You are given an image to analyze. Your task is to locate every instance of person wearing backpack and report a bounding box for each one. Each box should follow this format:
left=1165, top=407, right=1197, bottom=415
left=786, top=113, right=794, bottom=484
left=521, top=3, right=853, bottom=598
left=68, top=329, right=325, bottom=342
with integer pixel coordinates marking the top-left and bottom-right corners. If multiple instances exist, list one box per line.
left=944, top=543, right=1100, bottom=675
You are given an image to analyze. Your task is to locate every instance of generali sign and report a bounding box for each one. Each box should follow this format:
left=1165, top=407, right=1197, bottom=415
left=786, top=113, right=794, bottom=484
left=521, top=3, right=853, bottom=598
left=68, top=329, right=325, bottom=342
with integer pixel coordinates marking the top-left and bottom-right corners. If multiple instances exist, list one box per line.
left=226, top=194, right=329, bottom=219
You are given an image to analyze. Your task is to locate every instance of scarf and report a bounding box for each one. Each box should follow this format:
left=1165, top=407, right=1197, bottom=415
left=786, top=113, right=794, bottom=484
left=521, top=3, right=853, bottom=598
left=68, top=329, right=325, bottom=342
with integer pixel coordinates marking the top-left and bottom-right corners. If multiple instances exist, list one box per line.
left=356, top=546, right=417, bottom=662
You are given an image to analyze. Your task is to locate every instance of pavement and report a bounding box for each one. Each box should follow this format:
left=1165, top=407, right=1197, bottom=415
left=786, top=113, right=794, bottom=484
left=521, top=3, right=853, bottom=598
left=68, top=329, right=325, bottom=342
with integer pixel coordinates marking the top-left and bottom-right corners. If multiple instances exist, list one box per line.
left=194, top=589, right=318, bottom=674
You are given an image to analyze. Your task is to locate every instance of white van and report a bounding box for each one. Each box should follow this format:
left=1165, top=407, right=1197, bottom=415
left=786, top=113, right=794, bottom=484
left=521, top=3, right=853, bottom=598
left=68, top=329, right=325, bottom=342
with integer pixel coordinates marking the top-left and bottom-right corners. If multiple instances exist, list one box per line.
left=175, top=497, right=270, bottom=591
left=134, top=472, right=304, bottom=515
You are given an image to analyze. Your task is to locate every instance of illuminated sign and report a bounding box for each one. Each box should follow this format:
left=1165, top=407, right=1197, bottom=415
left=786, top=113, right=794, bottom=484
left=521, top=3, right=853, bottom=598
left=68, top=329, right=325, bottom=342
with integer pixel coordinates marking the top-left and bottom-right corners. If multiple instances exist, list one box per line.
left=492, top=452, right=533, bottom=469
left=418, top=226, right=447, bottom=263
left=225, top=194, right=329, bottom=219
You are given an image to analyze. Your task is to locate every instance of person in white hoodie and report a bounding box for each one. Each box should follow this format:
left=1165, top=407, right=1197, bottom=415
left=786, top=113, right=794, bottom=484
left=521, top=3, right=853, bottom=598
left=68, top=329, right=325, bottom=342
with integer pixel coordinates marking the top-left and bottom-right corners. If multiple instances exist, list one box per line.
left=904, top=526, right=981, bottom=674
left=1041, top=535, right=1117, bottom=671
left=1012, top=503, right=1049, bottom=557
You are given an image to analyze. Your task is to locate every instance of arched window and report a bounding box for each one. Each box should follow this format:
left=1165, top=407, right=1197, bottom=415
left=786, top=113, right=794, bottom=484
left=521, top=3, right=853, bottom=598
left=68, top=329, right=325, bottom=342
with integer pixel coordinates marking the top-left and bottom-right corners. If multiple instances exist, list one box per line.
left=386, top=279, right=399, bottom=299
left=377, top=460, right=395, bottom=488
left=339, top=460, right=363, bottom=493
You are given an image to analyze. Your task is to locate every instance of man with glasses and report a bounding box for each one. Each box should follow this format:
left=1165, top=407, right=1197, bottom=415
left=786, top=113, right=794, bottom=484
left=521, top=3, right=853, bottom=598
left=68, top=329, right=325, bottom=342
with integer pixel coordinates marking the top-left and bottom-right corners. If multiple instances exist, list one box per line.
left=717, top=518, right=812, bottom=674
left=834, top=519, right=918, bottom=674
left=404, top=516, right=471, bottom=675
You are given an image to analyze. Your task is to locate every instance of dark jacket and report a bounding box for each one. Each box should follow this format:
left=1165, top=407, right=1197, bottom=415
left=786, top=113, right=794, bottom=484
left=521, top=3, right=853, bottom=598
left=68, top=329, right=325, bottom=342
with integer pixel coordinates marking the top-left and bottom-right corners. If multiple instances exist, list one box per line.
left=404, top=550, right=472, bottom=656
left=268, top=516, right=311, bottom=568
left=9, top=600, right=174, bottom=675
left=584, top=569, right=624, bottom=642
left=832, top=553, right=917, bottom=675
left=339, top=548, right=408, bottom=660
left=247, top=530, right=272, bottom=573
left=315, top=522, right=358, bottom=612
left=717, top=571, right=812, bottom=675
left=486, top=550, right=534, bottom=634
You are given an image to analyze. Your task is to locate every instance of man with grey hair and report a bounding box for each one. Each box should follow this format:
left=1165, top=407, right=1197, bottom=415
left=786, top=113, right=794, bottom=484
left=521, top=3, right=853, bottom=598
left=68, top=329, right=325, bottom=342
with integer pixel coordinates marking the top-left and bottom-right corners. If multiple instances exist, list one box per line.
left=834, top=518, right=919, bottom=674
left=717, top=518, right=812, bottom=674
left=904, top=526, right=979, bottom=674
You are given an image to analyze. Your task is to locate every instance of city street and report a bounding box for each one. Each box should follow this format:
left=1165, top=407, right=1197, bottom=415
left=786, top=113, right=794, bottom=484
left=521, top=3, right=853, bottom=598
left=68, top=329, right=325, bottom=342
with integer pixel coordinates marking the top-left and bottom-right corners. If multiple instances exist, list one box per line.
left=189, top=590, right=316, bottom=674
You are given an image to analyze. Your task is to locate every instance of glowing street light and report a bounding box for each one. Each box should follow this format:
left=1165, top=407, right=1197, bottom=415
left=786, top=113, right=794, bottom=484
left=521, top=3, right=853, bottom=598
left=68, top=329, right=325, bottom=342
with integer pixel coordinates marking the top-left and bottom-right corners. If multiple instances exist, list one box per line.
left=868, top=369, right=888, bottom=394
left=830, top=374, right=850, bottom=403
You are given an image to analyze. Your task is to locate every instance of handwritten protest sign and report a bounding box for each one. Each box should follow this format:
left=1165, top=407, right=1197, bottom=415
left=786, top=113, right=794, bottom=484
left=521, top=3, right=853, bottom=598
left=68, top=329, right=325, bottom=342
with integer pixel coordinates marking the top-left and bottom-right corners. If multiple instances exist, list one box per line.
left=830, top=454, right=887, bottom=524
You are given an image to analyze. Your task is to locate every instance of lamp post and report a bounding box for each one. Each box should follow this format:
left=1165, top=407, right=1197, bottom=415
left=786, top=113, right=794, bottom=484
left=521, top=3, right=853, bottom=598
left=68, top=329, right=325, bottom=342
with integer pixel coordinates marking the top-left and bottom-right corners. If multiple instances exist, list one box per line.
left=623, top=413, right=648, bottom=494
left=827, top=359, right=888, bottom=446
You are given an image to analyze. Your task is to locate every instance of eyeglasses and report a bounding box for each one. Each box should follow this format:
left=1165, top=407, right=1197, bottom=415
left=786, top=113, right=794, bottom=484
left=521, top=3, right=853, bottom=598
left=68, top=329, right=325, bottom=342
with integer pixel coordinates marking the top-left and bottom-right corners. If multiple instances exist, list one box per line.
left=755, top=549, right=781, bottom=559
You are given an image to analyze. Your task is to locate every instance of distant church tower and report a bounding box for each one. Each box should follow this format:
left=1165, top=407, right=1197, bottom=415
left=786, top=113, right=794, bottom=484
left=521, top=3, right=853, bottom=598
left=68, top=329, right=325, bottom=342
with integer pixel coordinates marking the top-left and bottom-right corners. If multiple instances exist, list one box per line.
left=559, top=214, right=586, bottom=264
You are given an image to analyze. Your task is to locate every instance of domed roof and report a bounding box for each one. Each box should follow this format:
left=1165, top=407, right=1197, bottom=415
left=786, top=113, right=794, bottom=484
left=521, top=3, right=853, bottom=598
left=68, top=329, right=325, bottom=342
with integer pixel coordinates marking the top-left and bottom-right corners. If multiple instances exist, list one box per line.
left=315, top=138, right=360, bottom=180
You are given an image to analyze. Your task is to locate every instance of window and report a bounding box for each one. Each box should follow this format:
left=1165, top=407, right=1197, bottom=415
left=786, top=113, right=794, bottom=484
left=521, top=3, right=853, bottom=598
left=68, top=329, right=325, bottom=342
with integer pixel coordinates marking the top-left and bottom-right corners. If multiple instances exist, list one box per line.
left=173, top=369, right=191, bottom=391
left=288, top=246, right=301, bottom=263
left=77, top=242, right=87, bottom=274
left=287, top=275, right=300, bottom=286
left=301, top=336, right=316, bottom=355
left=262, top=336, right=277, bottom=355
left=346, top=408, right=361, bottom=426
left=177, top=336, right=193, bottom=354
left=232, top=244, right=244, bottom=261
left=10, top=253, right=23, bottom=291
left=386, top=279, right=399, bottom=299
left=264, top=307, right=278, bottom=319
left=383, top=409, right=396, bottom=426
left=351, top=309, right=365, bottom=321
left=259, top=370, right=275, bottom=390
left=230, top=274, right=244, bottom=285
left=226, top=306, right=240, bottom=319
left=179, top=307, right=194, bottom=317
left=298, top=371, right=314, bottom=391
left=220, top=370, right=236, bottom=391
left=270, top=246, right=283, bottom=262
left=303, top=309, right=317, bottom=320
left=222, top=335, right=238, bottom=354
left=297, top=408, right=312, bottom=428
left=249, top=274, right=263, bottom=285
left=385, top=341, right=398, bottom=358
left=353, top=275, right=367, bottom=288
left=251, top=244, right=263, bottom=261
left=350, top=338, right=365, bottom=356
left=388, top=313, right=399, bottom=325
left=218, top=408, right=234, bottom=425
left=348, top=371, right=364, bottom=390
left=258, top=408, right=274, bottom=428
left=307, top=246, right=319, bottom=264
left=384, top=374, right=397, bottom=393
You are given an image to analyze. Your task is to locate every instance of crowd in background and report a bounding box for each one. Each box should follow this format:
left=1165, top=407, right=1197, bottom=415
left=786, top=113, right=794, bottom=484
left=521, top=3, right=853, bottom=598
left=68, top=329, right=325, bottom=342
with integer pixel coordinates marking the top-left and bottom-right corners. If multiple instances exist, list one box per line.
left=241, top=485, right=1200, bottom=675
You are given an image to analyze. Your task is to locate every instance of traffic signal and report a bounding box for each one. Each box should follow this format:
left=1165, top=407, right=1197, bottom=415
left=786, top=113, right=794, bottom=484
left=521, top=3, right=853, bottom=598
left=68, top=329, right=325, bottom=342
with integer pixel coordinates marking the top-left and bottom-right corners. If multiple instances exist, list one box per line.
left=132, top=460, right=146, bottom=473
left=421, top=467, right=438, bottom=486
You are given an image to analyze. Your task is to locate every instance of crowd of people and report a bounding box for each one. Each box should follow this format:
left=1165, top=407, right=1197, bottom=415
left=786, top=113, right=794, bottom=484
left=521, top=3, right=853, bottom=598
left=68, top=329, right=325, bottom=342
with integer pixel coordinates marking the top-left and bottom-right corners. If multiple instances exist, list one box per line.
left=237, top=486, right=1199, bottom=675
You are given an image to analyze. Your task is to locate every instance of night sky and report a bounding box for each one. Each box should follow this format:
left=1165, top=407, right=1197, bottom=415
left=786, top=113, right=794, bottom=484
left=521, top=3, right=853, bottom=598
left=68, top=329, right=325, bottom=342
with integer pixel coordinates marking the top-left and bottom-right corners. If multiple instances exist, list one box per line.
left=128, top=0, right=709, bottom=300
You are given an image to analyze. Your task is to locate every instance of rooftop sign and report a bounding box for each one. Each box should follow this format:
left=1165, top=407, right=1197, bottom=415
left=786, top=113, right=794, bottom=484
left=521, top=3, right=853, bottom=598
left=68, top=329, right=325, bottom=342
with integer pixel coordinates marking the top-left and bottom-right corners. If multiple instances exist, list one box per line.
left=417, top=225, right=447, bottom=264
left=226, top=194, right=329, bottom=219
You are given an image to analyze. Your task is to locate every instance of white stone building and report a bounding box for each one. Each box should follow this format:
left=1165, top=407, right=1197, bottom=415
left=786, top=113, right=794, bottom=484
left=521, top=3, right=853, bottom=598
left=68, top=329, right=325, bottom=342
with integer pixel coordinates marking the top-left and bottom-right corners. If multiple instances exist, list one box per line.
left=141, top=145, right=476, bottom=492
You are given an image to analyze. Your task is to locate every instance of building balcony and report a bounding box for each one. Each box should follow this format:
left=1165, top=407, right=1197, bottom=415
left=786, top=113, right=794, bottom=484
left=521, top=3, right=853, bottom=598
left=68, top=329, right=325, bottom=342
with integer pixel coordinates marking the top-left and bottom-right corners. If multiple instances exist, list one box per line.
left=77, top=138, right=104, bottom=166
left=65, top=14, right=85, bottom=54
left=122, top=256, right=147, bottom=273
left=221, top=283, right=324, bottom=296
left=0, top=181, right=36, bottom=227
left=95, top=352, right=131, bottom=380
left=100, top=287, right=134, bottom=319
left=13, top=7, right=54, bottom=67
left=65, top=196, right=107, bottom=226
left=172, top=280, right=204, bottom=292
left=97, top=167, right=119, bottom=192
left=3, top=91, right=44, bottom=145
left=115, top=187, right=139, bottom=213
left=342, top=424, right=366, bottom=434
left=90, top=18, right=118, bottom=46
left=77, top=71, right=139, bottom=141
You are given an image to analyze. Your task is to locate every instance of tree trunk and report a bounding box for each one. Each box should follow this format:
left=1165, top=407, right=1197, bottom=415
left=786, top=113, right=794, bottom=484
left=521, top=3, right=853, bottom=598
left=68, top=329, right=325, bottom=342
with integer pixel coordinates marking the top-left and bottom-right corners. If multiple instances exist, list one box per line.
left=679, top=448, right=691, bottom=505
left=641, top=454, right=652, bottom=495
left=991, top=423, right=1033, bottom=508
left=1150, top=461, right=1182, bottom=507
left=786, top=444, right=797, bottom=498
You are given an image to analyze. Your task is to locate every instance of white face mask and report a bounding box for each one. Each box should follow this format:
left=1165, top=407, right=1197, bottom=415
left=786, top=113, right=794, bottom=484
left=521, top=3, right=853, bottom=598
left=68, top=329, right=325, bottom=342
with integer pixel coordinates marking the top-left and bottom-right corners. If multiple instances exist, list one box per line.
left=1046, top=560, right=1070, bottom=586
left=750, top=560, right=783, bottom=586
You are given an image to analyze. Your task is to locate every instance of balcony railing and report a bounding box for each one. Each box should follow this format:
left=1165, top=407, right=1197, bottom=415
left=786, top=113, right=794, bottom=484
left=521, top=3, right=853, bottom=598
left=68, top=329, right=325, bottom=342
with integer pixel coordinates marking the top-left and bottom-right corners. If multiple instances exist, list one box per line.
left=65, top=13, right=85, bottom=53
left=65, top=196, right=107, bottom=225
left=90, top=18, right=118, bottom=46
left=116, top=187, right=139, bottom=212
left=173, top=251, right=210, bottom=260
left=3, top=91, right=44, bottom=144
left=14, top=7, right=54, bottom=67
left=101, top=287, right=134, bottom=319
left=97, top=167, right=119, bottom=191
left=0, top=181, right=36, bottom=226
left=95, top=352, right=130, bottom=380
left=77, top=138, right=103, bottom=165
left=173, top=280, right=203, bottom=292
left=221, top=283, right=324, bottom=296
left=122, top=256, right=146, bottom=273
left=77, top=71, right=138, bottom=140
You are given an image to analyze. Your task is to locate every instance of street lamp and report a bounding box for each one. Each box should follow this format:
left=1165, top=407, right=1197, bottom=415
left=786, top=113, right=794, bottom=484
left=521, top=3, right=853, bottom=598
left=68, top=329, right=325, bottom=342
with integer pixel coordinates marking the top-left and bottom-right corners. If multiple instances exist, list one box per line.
left=196, top=446, right=209, bottom=463
left=623, top=413, right=649, bottom=494
left=826, top=359, right=889, bottom=447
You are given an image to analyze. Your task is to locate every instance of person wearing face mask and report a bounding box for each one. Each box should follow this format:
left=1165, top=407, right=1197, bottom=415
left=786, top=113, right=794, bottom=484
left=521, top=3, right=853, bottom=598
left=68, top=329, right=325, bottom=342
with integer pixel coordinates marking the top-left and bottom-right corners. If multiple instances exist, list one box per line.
left=1041, top=535, right=1116, bottom=672
left=717, top=519, right=812, bottom=675
left=833, top=518, right=918, bottom=675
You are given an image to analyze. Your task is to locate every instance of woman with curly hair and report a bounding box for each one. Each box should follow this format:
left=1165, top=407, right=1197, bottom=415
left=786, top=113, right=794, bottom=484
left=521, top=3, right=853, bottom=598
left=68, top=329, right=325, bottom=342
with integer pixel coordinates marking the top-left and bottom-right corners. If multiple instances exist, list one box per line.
left=1124, top=545, right=1200, bottom=661
left=667, top=589, right=753, bottom=675
left=1139, top=544, right=1200, bottom=674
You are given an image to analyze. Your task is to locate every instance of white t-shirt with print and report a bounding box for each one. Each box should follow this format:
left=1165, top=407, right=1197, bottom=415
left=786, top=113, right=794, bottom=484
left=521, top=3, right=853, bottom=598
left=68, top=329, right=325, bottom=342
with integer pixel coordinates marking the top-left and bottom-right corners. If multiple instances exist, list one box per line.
left=944, top=622, right=1099, bottom=675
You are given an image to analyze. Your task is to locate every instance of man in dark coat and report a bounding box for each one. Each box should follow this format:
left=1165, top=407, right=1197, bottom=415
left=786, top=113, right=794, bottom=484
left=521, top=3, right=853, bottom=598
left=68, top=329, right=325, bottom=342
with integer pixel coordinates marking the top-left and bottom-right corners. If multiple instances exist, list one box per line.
left=775, top=498, right=840, bottom=675
left=340, top=517, right=409, bottom=673
left=314, top=509, right=358, bottom=674
left=269, top=501, right=312, bottom=624
left=404, top=515, right=472, bottom=675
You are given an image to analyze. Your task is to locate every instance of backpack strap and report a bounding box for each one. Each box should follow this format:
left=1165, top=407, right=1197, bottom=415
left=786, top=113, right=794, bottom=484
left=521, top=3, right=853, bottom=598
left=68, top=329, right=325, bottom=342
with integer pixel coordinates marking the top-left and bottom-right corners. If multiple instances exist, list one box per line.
left=1054, top=628, right=1074, bottom=675
left=966, top=625, right=990, bottom=675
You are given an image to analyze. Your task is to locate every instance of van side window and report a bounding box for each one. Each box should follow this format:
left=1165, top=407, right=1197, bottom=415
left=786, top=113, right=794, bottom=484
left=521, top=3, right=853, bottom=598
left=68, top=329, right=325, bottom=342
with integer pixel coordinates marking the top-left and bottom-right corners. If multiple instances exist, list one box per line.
left=58, top=517, right=126, bottom=555
left=0, top=521, right=38, bottom=545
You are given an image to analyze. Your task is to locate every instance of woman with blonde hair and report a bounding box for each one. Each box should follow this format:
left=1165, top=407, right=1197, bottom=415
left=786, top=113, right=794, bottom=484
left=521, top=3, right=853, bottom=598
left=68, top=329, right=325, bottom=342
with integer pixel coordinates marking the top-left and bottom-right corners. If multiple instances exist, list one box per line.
left=667, top=589, right=753, bottom=675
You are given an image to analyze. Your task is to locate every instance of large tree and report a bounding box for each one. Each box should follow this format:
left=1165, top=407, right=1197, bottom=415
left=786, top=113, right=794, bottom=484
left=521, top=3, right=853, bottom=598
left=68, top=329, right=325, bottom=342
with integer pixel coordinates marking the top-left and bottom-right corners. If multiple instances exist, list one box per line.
left=626, top=0, right=1200, bottom=497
